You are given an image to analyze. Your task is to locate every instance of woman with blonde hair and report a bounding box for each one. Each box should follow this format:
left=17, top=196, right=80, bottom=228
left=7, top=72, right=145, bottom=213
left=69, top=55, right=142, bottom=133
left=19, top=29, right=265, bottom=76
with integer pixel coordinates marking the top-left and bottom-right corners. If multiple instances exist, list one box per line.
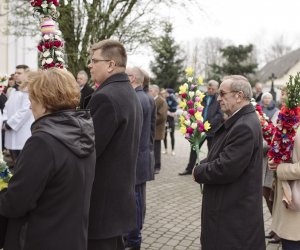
left=0, top=68, right=95, bottom=250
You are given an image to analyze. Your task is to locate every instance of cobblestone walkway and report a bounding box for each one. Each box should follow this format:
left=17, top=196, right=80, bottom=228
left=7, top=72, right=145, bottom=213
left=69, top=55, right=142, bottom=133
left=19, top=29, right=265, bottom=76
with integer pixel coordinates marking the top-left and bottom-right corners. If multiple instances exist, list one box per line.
left=141, top=130, right=281, bottom=250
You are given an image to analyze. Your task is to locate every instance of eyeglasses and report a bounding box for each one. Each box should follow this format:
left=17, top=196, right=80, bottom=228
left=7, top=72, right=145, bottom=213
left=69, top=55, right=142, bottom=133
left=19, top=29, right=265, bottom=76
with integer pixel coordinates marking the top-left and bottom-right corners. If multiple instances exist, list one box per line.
left=217, top=90, right=238, bottom=97
left=89, top=58, right=111, bottom=64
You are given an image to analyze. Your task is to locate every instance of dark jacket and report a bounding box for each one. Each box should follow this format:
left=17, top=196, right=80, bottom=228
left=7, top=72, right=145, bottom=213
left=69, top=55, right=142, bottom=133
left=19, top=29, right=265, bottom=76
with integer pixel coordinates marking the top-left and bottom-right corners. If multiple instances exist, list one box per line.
left=194, top=104, right=265, bottom=250
left=202, top=94, right=223, bottom=138
left=87, top=73, right=142, bottom=239
left=80, top=84, right=94, bottom=109
left=135, top=86, right=153, bottom=184
left=0, top=110, right=95, bottom=250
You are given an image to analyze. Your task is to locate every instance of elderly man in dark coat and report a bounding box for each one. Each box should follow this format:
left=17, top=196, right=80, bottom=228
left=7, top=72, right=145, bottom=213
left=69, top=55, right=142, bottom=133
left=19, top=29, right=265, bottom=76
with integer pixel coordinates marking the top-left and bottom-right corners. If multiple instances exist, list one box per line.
left=87, top=40, right=142, bottom=250
left=76, top=70, right=94, bottom=109
left=193, top=75, right=265, bottom=250
left=125, top=67, right=153, bottom=250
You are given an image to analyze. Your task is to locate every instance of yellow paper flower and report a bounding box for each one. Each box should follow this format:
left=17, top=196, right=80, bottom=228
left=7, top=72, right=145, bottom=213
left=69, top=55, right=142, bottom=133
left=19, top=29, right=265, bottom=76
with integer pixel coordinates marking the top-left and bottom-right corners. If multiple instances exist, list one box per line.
left=184, top=120, right=191, bottom=126
left=194, top=111, right=203, bottom=122
left=204, top=121, right=211, bottom=131
left=180, top=126, right=187, bottom=134
left=198, top=76, right=203, bottom=85
left=179, top=115, right=185, bottom=124
left=194, top=102, right=203, bottom=108
left=179, top=84, right=188, bottom=94
left=185, top=67, right=194, bottom=77
left=179, top=100, right=187, bottom=109
left=0, top=180, right=7, bottom=191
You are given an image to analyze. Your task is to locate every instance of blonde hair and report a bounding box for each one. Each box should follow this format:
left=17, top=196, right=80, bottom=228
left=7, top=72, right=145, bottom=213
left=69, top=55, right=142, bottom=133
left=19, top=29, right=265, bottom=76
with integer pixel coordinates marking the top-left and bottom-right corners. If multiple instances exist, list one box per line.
left=28, top=68, right=80, bottom=112
left=90, top=39, right=127, bottom=68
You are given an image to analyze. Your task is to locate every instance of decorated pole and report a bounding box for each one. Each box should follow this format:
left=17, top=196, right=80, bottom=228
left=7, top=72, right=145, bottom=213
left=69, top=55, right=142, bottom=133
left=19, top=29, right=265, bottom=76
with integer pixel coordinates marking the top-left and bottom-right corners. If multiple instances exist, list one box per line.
left=178, top=67, right=211, bottom=193
left=30, top=0, right=66, bottom=69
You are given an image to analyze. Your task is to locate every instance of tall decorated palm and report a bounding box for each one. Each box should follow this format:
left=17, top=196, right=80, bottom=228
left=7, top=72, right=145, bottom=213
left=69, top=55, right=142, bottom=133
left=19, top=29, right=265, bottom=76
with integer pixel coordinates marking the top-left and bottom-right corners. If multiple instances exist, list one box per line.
left=31, top=0, right=66, bottom=69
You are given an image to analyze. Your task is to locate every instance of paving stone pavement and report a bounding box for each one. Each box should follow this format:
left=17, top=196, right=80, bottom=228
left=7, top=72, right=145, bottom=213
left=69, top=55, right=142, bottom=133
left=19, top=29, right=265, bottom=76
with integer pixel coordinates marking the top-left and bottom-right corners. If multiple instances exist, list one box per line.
left=141, top=130, right=282, bottom=250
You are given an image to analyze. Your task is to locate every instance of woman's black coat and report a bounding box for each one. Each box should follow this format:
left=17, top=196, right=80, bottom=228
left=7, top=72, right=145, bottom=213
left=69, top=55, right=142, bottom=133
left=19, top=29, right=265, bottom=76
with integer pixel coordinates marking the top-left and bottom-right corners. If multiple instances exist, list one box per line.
left=0, top=110, right=95, bottom=250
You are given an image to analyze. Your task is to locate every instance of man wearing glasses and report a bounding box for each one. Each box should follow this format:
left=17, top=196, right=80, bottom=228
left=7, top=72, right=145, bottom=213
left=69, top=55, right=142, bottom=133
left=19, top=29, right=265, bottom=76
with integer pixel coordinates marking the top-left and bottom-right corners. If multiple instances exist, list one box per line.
left=193, top=75, right=265, bottom=250
left=87, top=39, right=143, bottom=250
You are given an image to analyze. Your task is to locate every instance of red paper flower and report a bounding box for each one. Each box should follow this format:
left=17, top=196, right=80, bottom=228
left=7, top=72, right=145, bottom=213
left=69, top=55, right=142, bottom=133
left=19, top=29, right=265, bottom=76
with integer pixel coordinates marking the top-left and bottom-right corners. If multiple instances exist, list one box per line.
left=186, top=127, right=194, bottom=134
left=53, top=40, right=62, bottom=47
left=181, top=93, right=187, bottom=99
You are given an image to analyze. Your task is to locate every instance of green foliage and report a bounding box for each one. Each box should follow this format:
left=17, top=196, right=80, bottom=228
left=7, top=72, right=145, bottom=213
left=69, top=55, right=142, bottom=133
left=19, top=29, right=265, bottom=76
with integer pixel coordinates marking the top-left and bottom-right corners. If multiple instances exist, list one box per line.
left=150, top=22, right=185, bottom=90
left=286, top=72, right=300, bottom=109
left=209, top=44, right=258, bottom=83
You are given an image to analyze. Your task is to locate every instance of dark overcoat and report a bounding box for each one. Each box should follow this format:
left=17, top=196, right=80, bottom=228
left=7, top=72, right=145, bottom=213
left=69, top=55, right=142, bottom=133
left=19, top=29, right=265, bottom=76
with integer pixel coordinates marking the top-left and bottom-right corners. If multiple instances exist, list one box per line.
left=80, top=84, right=94, bottom=109
left=87, top=73, right=142, bottom=239
left=202, top=94, right=223, bottom=138
left=135, top=86, right=153, bottom=184
left=194, top=104, right=265, bottom=250
left=154, top=96, right=168, bottom=140
left=0, top=110, right=96, bottom=250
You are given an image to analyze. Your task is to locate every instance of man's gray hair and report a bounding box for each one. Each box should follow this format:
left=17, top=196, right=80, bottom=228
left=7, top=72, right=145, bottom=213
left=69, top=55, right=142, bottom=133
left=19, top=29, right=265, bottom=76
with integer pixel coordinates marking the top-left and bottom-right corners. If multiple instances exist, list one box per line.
left=150, top=84, right=160, bottom=93
left=207, top=80, right=219, bottom=88
left=77, top=70, right=88, bottom=80
left=223, top=75, right=253, bottom=100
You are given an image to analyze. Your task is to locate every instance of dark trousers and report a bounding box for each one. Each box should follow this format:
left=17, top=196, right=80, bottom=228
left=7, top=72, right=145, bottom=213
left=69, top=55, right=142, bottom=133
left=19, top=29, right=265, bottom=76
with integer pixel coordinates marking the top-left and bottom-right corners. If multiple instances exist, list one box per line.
left=154, top=140, right=161, bottom=170
left=185, top=138, right=208, bottom=172
left=163, top=116, right=175, bottom=150
left=282, top=239, right=300, bottom=250
left=125, top=183, right=146, bottom=247
left=88, top=236, right=124, bottom=250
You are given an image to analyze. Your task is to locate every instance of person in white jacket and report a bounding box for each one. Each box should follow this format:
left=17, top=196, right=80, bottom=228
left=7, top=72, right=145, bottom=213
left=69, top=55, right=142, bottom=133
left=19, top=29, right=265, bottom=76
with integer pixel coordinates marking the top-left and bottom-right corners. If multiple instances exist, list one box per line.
left=2, top=65, right=34, bottom=166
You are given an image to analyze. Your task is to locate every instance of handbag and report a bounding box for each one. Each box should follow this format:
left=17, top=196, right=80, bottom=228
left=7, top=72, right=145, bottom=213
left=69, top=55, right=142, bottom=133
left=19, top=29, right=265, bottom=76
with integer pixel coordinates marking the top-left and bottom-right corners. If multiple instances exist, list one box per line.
left=287, top=180, right=300, bottom=211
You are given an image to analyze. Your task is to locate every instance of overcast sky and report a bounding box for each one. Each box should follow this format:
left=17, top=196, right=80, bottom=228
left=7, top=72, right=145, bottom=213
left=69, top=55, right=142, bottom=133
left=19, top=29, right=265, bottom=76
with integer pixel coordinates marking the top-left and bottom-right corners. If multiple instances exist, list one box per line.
left=128, top=0, right=300, bottom=71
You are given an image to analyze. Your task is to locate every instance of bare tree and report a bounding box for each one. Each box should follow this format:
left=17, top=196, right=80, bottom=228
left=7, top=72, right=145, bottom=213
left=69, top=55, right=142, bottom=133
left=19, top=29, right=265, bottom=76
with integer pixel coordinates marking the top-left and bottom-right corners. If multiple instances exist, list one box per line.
left=184, top=37, right=226, bottom=80
left=264, top=35, right=292, bottom=63
left=4, top=0, right=201, bottom=75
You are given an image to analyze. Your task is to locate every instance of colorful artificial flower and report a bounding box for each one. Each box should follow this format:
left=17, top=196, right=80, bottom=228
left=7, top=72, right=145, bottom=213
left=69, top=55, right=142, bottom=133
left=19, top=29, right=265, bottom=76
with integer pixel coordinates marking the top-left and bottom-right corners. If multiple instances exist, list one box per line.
left=185, top=67, right=194, bottom=77
left=268, top=73, right=300, bottom=163
left=0, top=74, right=8, bottom=83
left=31, top=0, right=66, bottom=69
left=0, top=154, right=12, bottom=191
left=179, top=67, right=210, bottom=164
left=251, top=99, right=276, bottom=146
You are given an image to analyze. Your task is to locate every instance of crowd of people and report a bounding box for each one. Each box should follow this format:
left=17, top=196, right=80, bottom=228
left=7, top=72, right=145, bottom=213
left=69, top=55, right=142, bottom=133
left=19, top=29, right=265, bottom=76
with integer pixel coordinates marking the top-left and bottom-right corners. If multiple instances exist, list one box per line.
left=0, top=38, right=299, bottom=250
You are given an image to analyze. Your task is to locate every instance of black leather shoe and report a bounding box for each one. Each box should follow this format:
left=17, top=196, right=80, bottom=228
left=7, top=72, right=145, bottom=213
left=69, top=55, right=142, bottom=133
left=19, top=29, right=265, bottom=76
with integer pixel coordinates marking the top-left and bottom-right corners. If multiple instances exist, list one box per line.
left=178, top=169, right=192, bottom=175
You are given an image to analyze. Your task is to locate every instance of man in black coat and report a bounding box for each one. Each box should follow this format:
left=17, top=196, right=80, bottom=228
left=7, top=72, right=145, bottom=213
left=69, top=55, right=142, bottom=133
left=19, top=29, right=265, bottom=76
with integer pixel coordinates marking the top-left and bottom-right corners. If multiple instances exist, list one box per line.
left=87, top=40, right=143, bottom=250
left=124, top=67, right=153, bottom=250
left=77, top=70, right=94, bottom=109
left=193, top=75, right=265, bottom=250
left=179, top=80, right=223, bottom=175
